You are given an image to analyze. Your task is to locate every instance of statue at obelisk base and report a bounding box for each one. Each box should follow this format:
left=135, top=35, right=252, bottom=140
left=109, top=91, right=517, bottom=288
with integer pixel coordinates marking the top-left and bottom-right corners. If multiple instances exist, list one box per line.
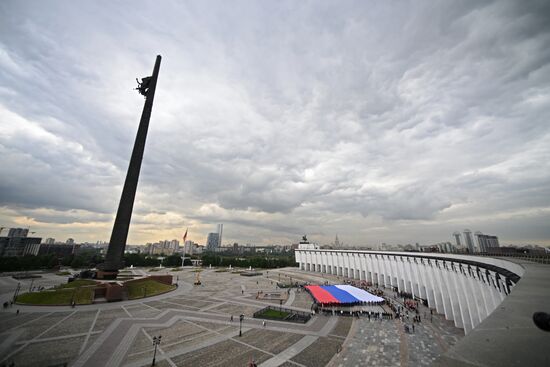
left=97, top=55, right=162, bottom=280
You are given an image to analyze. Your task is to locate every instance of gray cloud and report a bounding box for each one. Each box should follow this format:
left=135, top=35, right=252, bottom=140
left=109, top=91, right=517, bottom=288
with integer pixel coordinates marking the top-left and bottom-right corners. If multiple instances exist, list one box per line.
left=0, top=0, right=549, bottom=246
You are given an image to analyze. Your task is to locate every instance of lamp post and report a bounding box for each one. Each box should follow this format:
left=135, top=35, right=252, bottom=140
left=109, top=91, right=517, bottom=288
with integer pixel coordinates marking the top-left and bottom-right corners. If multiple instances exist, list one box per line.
left=151, top=335, right=162, bottom=366
left=13, top=282, right=21, bottom=303
left=239, top=314, right=244, bottom=337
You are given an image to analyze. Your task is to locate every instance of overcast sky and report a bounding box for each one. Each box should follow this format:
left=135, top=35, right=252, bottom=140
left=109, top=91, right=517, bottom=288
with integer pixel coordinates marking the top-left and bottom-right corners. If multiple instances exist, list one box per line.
left=1, top=0, right=549, bottom=247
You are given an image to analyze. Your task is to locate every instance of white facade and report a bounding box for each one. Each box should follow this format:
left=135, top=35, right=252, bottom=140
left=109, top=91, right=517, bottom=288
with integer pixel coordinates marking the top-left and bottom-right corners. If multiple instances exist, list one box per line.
left=295, top=249, right=524, bottom=334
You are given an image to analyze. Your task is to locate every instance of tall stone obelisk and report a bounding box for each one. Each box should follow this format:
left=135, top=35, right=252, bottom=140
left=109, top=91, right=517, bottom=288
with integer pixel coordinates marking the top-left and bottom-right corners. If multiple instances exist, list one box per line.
left=98, top=55, right=161, bottom=279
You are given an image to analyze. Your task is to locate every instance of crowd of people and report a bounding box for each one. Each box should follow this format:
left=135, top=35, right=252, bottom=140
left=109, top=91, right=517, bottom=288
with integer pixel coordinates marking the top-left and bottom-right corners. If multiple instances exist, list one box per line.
left=302, top=284, right=386, bottom=308
left=317, top=308, right=394, bottom=320
left=303, top=279, right=439, bottom=332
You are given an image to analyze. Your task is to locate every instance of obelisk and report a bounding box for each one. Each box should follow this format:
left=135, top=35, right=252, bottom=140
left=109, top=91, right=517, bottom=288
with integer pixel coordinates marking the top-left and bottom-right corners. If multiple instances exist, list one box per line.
left=98, top=55, right=161, bottom=279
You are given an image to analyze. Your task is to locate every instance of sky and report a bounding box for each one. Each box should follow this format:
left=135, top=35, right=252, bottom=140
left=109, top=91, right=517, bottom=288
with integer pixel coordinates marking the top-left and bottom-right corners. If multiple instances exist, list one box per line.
left=1, top=0, right=549, bottom=247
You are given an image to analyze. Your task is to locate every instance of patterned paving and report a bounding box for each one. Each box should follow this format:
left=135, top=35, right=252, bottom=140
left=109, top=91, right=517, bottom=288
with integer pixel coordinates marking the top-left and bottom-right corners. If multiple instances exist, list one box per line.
left=0, top=268, right=465, bottom=367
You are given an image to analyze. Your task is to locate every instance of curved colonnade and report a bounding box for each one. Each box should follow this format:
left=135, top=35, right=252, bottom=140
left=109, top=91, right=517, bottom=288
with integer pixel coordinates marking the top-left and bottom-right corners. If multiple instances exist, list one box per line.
left=295, top=249, right=525, bottom=334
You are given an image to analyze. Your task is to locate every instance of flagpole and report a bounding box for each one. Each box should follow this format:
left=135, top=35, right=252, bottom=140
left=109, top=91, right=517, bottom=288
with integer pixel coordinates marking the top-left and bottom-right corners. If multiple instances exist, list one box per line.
left=181, top=227, right=188, bottom=268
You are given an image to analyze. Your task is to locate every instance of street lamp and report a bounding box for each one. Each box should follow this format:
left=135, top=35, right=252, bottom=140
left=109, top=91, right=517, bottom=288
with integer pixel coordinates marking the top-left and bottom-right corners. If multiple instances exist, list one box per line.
left=13, top=282, right=21, bottom=303
left=151, top=335, right=162, bottom=366
left=239, top=314, right=244, bottom=337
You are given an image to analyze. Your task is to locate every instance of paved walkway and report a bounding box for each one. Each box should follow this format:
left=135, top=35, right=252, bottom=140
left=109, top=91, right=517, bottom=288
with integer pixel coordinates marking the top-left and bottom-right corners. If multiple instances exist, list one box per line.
left=0, top=267, right=466, bottom=367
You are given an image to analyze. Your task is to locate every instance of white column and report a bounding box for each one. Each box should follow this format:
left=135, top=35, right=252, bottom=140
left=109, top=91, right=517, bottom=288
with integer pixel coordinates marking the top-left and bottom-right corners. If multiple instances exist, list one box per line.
left=359, top=254, right=366, bottom=281
left=390, top=255, right=399, bottom=289
left=397, top=258, right=406, bottom=292
left=436, top=260, right=453, bottom=320
left=404, top=258, right=414, bottom=295
left=451, top=264, right=472, bottom=333
left=444, top=262, right=463, bottom=328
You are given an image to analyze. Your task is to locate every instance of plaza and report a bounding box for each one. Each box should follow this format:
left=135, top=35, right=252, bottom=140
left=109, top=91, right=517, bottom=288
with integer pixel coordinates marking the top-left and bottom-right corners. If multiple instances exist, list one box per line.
left=0, top=267, right=464, bottom=367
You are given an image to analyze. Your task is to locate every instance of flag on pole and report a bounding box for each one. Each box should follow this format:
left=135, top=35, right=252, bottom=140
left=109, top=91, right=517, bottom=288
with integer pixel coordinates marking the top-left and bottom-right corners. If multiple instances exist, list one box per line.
left=183, top=228, right=188, bottom=242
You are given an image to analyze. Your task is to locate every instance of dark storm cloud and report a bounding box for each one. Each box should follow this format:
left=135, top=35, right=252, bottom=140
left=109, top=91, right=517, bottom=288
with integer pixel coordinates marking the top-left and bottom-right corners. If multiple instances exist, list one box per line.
left=0, top=0, right=549, bottom=245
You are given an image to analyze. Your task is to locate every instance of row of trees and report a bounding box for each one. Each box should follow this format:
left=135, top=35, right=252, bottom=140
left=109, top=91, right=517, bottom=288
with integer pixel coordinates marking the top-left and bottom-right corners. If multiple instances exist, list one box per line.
left=123, top=253, right=191, bottom=268
left=0, top=249, right=105, bottom=272
left=200, top=253, right=297, bottom=269
left=0, top=251, right=294, bottom=273
left=0, top=254, right=59, bottom=272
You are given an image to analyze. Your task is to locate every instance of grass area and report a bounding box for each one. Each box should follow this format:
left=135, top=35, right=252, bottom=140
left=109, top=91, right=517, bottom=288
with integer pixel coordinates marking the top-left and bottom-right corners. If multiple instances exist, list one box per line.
left=16, top=278, right=97, bottom=305
left=170, top=268, right=183, bottom=271
left=55, top=271, right=71, bottom=276
left=256, top=308, right=291, bottom=319
left=126, top=279, right=176, bottom=300
left=191, top=269, right=203, bottom=272
left=16, top=287, right=94, bottom=305
left=57, top=279, right=97, bottom=289
left=148, top=268, right=161, bottom=272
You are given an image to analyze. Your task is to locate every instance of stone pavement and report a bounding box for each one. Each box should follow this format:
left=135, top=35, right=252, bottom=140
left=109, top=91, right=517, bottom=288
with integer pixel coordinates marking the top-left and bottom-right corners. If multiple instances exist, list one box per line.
left=0, top=267, right=465, bottom=367
left=328, top=297, right=463, bottom=367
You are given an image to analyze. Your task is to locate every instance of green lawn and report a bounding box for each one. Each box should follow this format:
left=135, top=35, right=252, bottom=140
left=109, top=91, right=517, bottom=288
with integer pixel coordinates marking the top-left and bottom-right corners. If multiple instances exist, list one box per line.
left=257, top=308, right=291, bottom=319
left=126, top=279, right=176, bottom=299
left=16, top=287, right=94, bottom=305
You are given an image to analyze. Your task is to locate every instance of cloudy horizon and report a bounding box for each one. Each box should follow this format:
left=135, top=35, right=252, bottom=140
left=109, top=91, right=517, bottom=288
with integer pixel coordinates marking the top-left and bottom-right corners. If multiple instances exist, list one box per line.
left=1, top=0, right=549, bottom=247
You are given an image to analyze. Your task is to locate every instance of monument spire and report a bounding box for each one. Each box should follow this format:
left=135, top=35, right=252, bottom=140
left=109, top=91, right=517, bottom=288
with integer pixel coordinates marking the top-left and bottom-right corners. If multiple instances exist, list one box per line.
left=99, top=55, right=162, bottom=278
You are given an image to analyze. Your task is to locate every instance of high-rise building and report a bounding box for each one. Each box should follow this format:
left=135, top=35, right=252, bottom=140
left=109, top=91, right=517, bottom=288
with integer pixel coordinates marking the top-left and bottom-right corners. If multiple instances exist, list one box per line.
left=206, top=233, right=220, bottom=251
left=475, top=232, right=500, bottom=252
left=44, top=238, right=55, bottom=245
left=8, top=228, right=29, bottom=238
left=453, top=232, right=462, bottom=247
left=0, top=236, right=42, bottom=257
left=216, top=224, right=223, bottom=247
left=170, top=239, right=180, bottom=252
left=463, top=229, right=475, bottom=253
left=184, top=240, right=194, bottom=255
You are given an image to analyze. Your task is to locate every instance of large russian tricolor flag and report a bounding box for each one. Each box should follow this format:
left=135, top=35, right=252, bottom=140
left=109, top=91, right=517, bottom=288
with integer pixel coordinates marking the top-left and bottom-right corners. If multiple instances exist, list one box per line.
left=305, top=285, right=384, bottom=305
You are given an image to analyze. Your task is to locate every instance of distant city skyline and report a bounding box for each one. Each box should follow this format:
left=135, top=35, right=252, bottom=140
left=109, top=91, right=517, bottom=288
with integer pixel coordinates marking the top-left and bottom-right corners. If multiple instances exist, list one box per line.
left=1, top=225, right=544, bottom=252
left=1, top=1, right=549, bottom=247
